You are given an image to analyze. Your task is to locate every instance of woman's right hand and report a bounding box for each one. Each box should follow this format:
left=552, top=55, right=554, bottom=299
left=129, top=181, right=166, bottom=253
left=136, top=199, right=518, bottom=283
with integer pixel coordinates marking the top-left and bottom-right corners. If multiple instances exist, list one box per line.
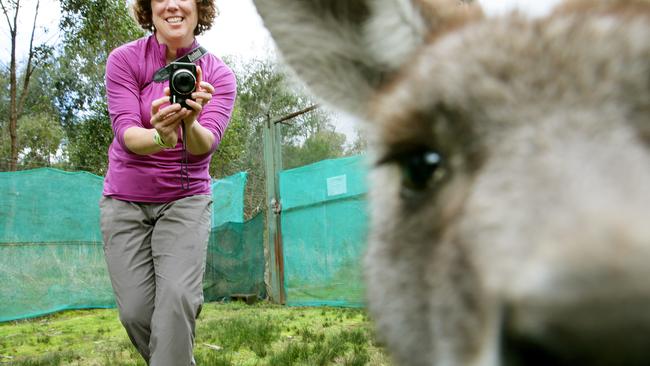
left=150, top=96, right=191, bottom=147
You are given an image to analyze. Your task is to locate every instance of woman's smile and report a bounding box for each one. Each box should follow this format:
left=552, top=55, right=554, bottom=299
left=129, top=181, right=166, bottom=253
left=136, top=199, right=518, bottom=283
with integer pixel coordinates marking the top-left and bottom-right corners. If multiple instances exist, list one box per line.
left=166, top=16, right=184, bottom=24
left=152, top=0, right=198, bottom=51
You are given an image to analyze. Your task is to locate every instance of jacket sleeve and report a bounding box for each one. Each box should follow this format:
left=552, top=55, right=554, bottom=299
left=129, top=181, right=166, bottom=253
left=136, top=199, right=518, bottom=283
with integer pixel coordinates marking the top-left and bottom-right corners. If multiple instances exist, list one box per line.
left=197, top=60, right=237, bottom=154
left=105, top=47, right=143, bottom=152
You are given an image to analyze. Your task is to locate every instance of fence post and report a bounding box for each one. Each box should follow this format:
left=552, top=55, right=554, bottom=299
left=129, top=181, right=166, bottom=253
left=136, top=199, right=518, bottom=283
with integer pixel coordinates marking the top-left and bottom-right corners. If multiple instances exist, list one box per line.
left=262, top=105, right=319, bottom=304
left=263, top=113, right=285, bottom=304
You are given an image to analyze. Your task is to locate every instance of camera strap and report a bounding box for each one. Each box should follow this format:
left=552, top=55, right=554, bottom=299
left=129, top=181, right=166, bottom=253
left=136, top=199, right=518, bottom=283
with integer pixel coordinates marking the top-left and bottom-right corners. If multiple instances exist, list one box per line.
left=150, top=46, right=207, bottom=189
left=152, top=46, right=208, bottom=83
left=180, top=123, right=191, bottom=190
left=151, top=46, right=208, bottom=190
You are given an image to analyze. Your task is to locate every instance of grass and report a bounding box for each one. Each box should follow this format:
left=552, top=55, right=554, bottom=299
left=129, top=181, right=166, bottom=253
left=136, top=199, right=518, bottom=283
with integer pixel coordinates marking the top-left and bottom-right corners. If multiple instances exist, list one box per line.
left=0, top=301, right=393, bottom=366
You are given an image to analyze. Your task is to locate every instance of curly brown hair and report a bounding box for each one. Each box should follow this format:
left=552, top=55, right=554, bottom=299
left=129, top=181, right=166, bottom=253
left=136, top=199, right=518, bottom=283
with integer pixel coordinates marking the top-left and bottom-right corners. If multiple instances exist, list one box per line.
left=132, top=0, right=218, bottom=36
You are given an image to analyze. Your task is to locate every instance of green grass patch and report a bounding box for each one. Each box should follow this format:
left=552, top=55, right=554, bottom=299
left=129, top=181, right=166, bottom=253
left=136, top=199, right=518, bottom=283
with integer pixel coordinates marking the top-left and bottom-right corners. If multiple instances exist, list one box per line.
left=0, top=302, right=392, bottom=365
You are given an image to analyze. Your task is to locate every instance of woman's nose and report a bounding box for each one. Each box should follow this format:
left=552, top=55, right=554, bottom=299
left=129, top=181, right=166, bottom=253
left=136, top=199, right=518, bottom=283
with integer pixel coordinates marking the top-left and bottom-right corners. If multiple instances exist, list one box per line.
left=165, top=0, right=179, bottom=10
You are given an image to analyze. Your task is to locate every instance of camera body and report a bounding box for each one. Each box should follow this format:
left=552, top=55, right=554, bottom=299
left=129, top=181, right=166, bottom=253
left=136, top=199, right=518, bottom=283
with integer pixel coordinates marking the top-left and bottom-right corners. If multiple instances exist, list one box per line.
left=168, top=62, right=197, bottom=109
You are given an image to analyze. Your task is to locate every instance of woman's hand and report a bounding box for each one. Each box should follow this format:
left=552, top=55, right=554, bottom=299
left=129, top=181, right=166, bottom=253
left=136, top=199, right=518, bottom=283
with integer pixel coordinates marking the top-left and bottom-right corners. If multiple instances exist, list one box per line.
left=147, top=66, right=215, bottom=155
left=150, top=95, right=191, bottom=147
left=183, top=66, right=215, bottom=128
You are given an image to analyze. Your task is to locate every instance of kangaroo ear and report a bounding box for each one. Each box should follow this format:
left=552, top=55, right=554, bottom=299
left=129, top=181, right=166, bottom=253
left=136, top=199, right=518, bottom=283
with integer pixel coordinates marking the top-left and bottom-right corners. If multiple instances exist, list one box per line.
left=253, top=0, right=482, bottom=116
left=253, top=0, right=380, bottom=116
left=366, top=0, right=482, bottom=70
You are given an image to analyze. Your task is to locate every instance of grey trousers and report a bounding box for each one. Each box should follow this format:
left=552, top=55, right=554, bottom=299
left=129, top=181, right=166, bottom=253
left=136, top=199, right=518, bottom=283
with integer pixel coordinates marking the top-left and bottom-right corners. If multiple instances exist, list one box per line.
left=100, top=195, right=212, bottom=366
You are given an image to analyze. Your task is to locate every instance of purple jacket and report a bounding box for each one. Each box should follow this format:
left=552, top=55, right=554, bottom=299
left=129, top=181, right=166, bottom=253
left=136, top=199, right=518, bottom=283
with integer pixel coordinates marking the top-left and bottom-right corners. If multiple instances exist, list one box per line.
left=103, top=35, right=236, bottom=202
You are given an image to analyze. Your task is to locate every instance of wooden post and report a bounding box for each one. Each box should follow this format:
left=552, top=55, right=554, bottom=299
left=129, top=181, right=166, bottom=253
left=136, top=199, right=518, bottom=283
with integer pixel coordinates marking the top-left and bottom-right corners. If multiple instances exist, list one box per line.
left=262, top=105, right=318, bottom=304
left=263, top=113, right=285, bottom=304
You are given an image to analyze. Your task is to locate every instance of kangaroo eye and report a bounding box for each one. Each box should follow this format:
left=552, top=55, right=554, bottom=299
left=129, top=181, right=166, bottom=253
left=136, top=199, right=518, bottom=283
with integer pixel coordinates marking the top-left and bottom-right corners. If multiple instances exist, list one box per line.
left=377, top=147, right=447, bottom=195
left=397, top=149, right=444, bottom=191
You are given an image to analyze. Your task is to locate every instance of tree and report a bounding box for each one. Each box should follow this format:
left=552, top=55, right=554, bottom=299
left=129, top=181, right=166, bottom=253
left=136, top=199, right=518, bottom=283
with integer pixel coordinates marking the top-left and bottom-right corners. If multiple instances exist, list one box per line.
left=57, top=0, right=143, bottom=118
left=0, top=36, right=59, bottom=171
left=16, top=112, right=63, bottom=167
left=1, top=0, right=52, bottom=171
left=64, top=100, right=113, bottom=174
left=53, top=0, right=144, bottom=174
left=346, top=127, right=369, bottom=156
left=210, top=100, right=249, bottom=179
left=0, top=68, right=9, bottom=168
left=282, top=129, right=347, bottom=169
left=211, top=57, right=355, bottom=218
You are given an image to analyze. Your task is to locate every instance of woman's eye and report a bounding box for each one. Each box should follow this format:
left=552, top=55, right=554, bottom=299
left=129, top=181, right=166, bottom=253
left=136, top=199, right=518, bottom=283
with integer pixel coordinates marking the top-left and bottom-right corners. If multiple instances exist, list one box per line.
left=397, top=150, right=444, bottom=191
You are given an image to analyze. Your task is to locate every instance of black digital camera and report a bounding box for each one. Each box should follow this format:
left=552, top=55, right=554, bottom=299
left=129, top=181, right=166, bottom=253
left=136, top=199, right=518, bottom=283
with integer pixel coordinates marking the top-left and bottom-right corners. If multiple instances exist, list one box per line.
left=169, top=62, right=197, bottom=109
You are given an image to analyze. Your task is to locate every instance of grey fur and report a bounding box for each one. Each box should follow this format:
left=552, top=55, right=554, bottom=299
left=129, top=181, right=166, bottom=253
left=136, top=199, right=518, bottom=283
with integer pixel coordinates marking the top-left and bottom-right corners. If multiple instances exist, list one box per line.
left=252, top=0, right=650, bottom=365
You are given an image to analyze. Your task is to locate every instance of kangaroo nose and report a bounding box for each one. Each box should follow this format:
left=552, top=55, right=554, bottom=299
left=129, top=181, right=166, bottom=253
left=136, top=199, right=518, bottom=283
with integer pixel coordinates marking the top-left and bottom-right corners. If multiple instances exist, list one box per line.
left=502, top=203, right=650, bottom=366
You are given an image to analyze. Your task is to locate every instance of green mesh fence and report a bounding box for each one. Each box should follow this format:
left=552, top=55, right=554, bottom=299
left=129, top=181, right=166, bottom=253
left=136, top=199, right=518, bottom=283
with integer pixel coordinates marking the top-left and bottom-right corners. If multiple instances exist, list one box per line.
left=206, top=172, right=266, bottom=301
left=0, top=168, right=259, bottom=322
left=0, top=155, right=370, bottom=321
left=204, top=214, right=266, bottom=301
left=0, top=169, right=110, bottom=322
left=0, top=169, right=104, bottom=244
left=279, top=155, right=369, bottom=307
left=212, top=172, right=247, bottom=227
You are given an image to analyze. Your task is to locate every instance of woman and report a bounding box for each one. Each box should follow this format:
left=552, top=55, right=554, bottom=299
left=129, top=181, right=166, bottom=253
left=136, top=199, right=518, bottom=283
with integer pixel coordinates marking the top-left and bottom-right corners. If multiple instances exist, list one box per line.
left=100, top=0, right=236, bottom=364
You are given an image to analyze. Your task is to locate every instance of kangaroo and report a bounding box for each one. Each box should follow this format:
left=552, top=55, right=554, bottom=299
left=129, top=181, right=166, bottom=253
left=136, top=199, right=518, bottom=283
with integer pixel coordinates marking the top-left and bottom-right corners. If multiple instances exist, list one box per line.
left=252, top=0, right=650, bottom=365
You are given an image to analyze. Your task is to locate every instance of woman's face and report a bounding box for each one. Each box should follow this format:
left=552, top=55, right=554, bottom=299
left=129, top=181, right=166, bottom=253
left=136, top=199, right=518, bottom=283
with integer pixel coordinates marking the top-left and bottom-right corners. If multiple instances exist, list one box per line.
left=151, top=0, right=198, bottom=47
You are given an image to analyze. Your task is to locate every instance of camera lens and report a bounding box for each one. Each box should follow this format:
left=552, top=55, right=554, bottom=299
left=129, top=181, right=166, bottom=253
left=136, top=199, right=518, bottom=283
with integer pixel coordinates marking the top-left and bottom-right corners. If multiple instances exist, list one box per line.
left=171, top=69, right=196, bottom=95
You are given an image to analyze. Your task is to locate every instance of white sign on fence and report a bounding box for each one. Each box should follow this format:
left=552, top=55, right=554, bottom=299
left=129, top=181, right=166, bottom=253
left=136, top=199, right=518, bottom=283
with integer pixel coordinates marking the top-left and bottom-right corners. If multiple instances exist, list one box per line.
left=326, top=175, right=347, bottom=197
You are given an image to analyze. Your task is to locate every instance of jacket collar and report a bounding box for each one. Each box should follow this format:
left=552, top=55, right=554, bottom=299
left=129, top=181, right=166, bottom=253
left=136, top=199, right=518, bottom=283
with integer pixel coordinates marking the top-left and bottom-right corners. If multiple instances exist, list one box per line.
left=151, top=33, right=199, bottom=65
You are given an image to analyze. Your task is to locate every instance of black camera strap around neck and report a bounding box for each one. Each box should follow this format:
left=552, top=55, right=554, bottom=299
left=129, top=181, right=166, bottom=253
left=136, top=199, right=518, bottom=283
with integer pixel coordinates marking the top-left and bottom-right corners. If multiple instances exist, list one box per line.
left=152, top=46, right=208, bottom=83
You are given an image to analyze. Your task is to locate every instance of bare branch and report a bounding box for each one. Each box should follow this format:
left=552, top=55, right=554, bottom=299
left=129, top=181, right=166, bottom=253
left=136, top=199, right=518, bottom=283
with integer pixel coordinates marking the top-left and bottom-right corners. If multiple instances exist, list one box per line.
left=17, top=0, right=39, bottom=117
left=273, top=105, right=320, bottom=125
left=3, top=0, right=26, bottom=171
left=0, top=0, right=16, bottom=35
left=11, top=0, right=19, bottom=34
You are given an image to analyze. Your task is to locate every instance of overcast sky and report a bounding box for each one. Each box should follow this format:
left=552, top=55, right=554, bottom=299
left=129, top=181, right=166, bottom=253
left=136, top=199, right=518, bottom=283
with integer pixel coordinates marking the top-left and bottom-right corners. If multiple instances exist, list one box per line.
left=1, top=0, right=563, bottom=138
left=205, top=0, right=564, bottom=60
left=2, top=0, right=564, bottom=64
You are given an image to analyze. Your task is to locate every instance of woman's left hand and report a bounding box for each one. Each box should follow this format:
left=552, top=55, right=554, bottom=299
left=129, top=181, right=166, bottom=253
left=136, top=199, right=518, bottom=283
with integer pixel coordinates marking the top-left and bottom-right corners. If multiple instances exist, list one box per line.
left=183, top=66, right=214, bottom=128
left=163, top=66, right=214, bottom=128
left=162, top=66, right=216, bottom=155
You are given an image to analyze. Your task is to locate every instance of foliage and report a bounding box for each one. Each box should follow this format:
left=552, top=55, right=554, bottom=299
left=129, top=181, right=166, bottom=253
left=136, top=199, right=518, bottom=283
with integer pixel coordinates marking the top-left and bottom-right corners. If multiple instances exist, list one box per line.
left=56, top=0, right=144, bottom=124
left=0, top=20, right=59, bottom=170
left=64, top=100, right=112, bottom=174
left=16, top=112, right=63, bottom=167
left=214, top=57, right=354, bottom=218
left=283, top=129, right=347, bottom=170
left=0, top=0, right=141, bottom=173
left=9, top=65, right=65, bottom=168
left=210, top=94, right=249, bottom=179
left=0, top=0, right=55, bottom=170
left=211, top=58, right=295, bottom=217
left=52, top=0, right=144, bottom=174
left=0, top=302, right=392, bottom=366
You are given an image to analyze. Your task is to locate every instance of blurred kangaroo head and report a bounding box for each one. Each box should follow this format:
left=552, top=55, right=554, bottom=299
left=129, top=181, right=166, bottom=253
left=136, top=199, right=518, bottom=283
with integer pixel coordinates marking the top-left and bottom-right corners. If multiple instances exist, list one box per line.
left=253, top=0, right=650, bottom=365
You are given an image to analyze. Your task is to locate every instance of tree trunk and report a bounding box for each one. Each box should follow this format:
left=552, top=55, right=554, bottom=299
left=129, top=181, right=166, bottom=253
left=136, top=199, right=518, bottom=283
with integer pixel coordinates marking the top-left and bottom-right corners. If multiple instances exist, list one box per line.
left=2, top=0, right=40, bottom=171
left=2, top=0, right=19, bottom=171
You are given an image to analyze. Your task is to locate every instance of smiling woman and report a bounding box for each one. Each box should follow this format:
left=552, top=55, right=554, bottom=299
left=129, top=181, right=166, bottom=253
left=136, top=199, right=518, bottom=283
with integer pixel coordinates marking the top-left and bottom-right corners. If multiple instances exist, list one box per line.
left=100, top=1, right=237, bottom=365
